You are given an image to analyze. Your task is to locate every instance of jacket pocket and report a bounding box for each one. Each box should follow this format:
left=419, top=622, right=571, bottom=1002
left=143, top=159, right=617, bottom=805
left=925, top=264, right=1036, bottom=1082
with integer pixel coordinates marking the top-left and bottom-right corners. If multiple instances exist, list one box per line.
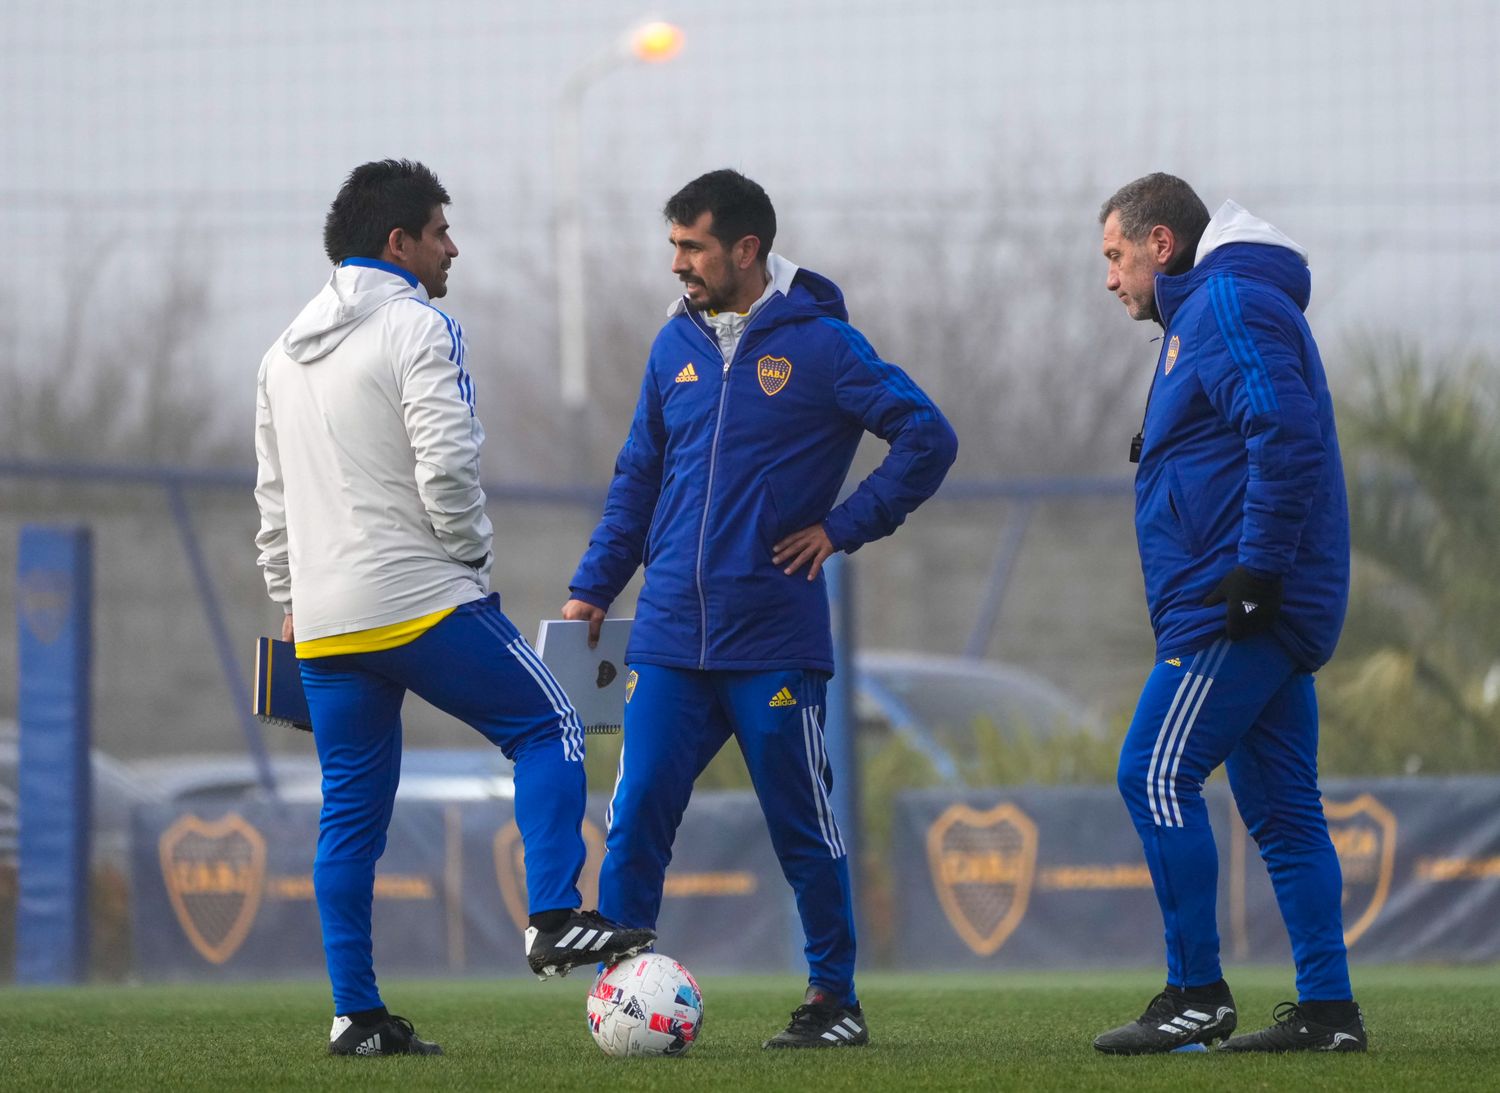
left=643, top=472, right=676, bottom=567
left=759, top=475, right=784, bottom=555
left=1164, top=462, right=1205, bottom=556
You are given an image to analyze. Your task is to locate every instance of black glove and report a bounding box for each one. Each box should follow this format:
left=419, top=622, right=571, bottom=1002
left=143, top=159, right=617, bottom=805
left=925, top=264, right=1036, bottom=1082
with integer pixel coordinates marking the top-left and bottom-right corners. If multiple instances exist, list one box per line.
left=1202, top=566, right=1282, bottom=641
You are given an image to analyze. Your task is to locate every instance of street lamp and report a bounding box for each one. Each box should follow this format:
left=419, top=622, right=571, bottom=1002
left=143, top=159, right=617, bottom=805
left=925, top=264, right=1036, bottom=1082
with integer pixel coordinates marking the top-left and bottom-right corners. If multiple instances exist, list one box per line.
left=555, top=21, right=684, bottom=435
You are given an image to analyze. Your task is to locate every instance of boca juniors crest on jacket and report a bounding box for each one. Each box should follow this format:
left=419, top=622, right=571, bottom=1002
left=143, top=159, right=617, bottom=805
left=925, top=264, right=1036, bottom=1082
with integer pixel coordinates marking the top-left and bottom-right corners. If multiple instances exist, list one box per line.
left=571, top=257, right=957, bottom=673
left=1136, top=202, right=1349, bottom=669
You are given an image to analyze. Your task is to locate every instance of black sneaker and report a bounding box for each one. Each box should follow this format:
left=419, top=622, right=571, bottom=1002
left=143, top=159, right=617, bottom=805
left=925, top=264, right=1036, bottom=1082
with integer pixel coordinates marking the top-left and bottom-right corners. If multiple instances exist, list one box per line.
left=1093, top=986, right=1237, bottom=1054
left=763, top=986, right=869, bottom=1049
left=328, top=1014, right=443, bottom=1056
left=1218, top=1002, right=1367, bottom=1053
left=523, top=910, right=655, bottom=980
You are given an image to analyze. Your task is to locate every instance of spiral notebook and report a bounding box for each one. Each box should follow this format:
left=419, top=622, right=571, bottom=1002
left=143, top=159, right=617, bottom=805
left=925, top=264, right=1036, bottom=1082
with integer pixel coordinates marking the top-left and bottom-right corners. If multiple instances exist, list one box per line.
left=534, top=618, right=633, bottom=734
left=253, top=636, right=312, bottom=732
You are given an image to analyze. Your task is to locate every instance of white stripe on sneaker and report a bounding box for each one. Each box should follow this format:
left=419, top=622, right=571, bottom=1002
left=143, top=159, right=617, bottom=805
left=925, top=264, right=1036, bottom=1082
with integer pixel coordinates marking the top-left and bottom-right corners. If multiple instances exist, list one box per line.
left=558, top=927, right=583, bottom=947
left=574, top=929, right=598, bottom=949
left=590, top=931, right=613, bottom=950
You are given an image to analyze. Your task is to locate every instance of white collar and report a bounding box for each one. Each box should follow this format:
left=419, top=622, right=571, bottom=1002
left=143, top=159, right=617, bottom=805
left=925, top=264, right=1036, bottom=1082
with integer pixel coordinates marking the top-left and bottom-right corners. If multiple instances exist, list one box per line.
left=667, top=253, right=800, bottom=318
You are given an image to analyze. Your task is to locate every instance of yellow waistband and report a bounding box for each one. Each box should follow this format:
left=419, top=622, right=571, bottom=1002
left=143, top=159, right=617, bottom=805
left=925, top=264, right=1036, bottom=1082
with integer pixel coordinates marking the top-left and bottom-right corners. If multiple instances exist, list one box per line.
left=296, top=606, right=457, bottom=658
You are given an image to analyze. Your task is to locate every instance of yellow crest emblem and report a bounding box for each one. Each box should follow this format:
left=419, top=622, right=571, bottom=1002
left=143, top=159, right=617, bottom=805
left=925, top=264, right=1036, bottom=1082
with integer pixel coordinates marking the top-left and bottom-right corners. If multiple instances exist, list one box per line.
left=1164, top=335, right=1181, bottom=376
left=925, top=802, right=1038, bottom=956
left=624, top=669, right=639, bottom=703
left=494, top=818, right=607, bottom=932
left=1325, top=794, right=1397, bottom=947
left=757, top=355, right=792, bottom=396
left=158, top=813, right=267, bottom=964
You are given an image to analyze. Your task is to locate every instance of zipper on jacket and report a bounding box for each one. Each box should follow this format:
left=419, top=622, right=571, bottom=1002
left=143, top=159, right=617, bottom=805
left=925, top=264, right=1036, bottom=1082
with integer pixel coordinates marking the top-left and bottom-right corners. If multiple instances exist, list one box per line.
left=685, top=303, right=778, bottom=669
left=689, top=310, right=730, bottom=668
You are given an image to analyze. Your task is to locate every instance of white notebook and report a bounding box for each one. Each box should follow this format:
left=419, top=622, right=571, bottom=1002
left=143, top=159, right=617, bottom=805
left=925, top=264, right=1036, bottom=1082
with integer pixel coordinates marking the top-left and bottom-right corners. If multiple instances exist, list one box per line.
left=534, top=618, right=634, bottom=734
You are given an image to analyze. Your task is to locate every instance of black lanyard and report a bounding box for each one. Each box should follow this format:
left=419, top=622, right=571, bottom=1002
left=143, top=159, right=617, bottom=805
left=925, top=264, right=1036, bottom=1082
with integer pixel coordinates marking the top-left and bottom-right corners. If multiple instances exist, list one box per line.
left=1128, top=340, right=1162, bottom=465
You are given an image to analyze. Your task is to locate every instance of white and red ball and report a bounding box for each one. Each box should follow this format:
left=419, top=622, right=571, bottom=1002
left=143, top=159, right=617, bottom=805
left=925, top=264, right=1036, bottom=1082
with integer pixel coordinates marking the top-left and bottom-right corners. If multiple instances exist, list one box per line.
left=586, top=952, right=704, bottom=1057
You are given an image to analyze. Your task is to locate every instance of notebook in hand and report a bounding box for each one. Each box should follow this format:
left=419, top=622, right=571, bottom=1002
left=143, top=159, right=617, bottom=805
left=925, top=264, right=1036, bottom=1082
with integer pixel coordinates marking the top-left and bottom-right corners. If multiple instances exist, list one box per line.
left=534, top=618, right=633, bottom=734
left=253, top=636, right=312, bottom=732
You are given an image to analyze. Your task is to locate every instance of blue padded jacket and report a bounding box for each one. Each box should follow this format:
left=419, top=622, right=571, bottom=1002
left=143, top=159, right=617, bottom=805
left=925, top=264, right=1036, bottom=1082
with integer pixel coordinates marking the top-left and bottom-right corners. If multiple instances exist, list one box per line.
left=569, top=262, right=957, bottom=673
left=1137, top=209, right=1349, bottom=669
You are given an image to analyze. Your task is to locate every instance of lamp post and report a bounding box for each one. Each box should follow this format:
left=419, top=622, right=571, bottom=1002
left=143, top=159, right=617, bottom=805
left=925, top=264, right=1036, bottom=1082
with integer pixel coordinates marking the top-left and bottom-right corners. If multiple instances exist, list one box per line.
left=555, top=21, right=683, bottom=480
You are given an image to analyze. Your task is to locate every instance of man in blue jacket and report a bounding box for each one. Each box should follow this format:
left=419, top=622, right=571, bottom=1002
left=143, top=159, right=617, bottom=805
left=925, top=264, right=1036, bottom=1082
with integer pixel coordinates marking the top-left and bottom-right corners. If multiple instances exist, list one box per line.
left=1092, top=173, right=1366, bottom=1054
left=563, top=169, right=957, bottom=1048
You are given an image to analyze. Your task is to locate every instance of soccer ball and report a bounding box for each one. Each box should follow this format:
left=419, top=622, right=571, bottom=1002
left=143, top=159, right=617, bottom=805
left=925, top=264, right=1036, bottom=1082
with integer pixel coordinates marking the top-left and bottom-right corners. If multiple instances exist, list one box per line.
left=586, top=952, right=704, bottom=1057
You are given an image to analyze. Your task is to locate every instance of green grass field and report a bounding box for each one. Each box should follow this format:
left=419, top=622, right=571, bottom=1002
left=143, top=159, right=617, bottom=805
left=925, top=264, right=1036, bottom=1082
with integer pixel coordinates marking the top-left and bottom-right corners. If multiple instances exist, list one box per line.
left=2, top=965, right=1497, bottom=1092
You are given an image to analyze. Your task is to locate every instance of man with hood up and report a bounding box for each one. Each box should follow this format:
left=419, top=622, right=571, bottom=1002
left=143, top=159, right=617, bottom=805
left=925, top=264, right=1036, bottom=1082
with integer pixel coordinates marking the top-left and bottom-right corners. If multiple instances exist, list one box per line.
left=1092, top=173, right=1366, bottom=1054
left=254, top=159, right=652, bottom=1057
left=561, top=169, right=957, bottom=1048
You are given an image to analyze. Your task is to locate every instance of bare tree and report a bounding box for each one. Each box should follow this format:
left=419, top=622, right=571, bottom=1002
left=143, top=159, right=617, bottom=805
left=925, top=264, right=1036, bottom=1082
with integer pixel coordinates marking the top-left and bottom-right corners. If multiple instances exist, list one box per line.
left=1, top=227, right=234, bottom=466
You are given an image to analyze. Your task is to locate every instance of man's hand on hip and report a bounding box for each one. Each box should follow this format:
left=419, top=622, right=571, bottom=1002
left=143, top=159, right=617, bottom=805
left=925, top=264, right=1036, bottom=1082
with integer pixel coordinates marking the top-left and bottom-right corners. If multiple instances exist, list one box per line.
left=773, top=523, right=838, bottom=581
left=1203, top=566, right=1283, bottom=641
left=561, top=598, right=607, bottom=649
left=281, top=612, right=295, bottom=644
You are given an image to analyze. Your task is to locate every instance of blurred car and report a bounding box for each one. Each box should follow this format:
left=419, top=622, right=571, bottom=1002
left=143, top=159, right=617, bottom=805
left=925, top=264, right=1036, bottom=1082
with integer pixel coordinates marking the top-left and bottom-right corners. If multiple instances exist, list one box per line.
left=123, top=746, right=517, bottom=806
left=854, top=651, right=1103, bottom=784
left=0, top=719, right=164, bottom=867
left=4, top=649, right=1097, bottom=829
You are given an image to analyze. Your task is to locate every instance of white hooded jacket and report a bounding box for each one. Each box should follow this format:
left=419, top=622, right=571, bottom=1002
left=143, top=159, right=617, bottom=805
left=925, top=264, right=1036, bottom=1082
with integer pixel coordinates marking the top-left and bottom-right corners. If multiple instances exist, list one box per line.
left=254, top=259, right=492, bottom=642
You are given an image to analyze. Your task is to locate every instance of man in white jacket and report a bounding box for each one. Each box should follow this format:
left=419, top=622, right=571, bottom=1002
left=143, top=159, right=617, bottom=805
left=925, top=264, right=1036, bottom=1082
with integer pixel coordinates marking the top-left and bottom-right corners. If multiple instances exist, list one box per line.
left=254, top=159, right=651, bottom=1057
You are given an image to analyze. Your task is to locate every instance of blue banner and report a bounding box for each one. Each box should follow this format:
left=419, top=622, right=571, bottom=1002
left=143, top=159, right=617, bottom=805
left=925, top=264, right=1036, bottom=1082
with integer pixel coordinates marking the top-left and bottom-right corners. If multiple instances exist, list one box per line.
left=130, top=792, right=797, bottom=981
left=890, top=777, right=1500, bottom=969
left=130, top=776, right=1500, bottom=980
left=16, top=525, right=94, bottom=984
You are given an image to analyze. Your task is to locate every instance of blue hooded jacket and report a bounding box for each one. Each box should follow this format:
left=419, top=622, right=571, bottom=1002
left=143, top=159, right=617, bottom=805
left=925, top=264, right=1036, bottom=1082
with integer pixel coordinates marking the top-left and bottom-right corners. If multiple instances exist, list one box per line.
left=1136, top=202, right=1349, bottom=669
left=570, top=257, right=957, bottom=673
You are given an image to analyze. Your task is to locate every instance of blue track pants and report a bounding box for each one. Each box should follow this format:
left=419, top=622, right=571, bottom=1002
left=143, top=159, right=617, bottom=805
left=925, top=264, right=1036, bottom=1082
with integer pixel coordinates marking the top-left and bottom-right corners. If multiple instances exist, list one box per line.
left=1117, top=633, right=1351, bottom=1001
left=598, top=664, right=858, bottom=1006
left=300, top=594, right=587, bottom=1014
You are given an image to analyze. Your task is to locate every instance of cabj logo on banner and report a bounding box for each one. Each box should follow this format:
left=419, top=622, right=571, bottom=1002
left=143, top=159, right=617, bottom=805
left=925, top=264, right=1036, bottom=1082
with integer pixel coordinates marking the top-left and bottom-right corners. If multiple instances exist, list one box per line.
left=1325, top=793, right=1397, bottom=947
left=925, top=802, right=1038, bottom=956
left=158, top=813, right=267, bottom=964
left=18, top=570, right=70, bottom=645
left=494, top=819, right=607, bottom=933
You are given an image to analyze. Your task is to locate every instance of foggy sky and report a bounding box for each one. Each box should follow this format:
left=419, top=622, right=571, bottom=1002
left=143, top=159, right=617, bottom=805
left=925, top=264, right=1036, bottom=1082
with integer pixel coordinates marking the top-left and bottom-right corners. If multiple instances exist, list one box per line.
left=3, top=0, right=1496, bottom=430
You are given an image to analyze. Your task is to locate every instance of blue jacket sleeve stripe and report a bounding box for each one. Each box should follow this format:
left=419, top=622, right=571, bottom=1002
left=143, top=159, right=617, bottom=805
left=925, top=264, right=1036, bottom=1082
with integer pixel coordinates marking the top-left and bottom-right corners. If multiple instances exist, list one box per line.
left=1207, top=274, right=1279, bottom=417
left=822, top=318, right=936, bottom=418
left=453, top=316, right=472, bottom=411
left=417, top=301, right=475, bottom=416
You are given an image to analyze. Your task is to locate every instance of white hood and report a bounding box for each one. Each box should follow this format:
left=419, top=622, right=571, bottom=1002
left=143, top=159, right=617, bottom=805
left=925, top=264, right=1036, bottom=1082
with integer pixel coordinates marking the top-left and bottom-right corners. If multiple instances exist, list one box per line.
left=281, top=264, right=426, bottom=364
left=1195, top=199, right=1309, bottom=267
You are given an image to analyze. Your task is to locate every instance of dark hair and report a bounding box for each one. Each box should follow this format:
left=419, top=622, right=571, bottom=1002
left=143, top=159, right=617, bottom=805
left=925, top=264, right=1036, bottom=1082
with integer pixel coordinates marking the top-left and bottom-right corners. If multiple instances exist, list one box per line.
left=663, top=169, right=776, bottom=259
left=1099, top=172, right=1210, bottom=260
left=322, top=159, right=450, bottom=264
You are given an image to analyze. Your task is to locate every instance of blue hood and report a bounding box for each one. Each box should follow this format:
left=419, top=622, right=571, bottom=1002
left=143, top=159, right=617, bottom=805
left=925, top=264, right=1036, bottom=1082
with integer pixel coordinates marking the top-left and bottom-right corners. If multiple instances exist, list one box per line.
left=1157, top=242, right=1311, bottom=328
